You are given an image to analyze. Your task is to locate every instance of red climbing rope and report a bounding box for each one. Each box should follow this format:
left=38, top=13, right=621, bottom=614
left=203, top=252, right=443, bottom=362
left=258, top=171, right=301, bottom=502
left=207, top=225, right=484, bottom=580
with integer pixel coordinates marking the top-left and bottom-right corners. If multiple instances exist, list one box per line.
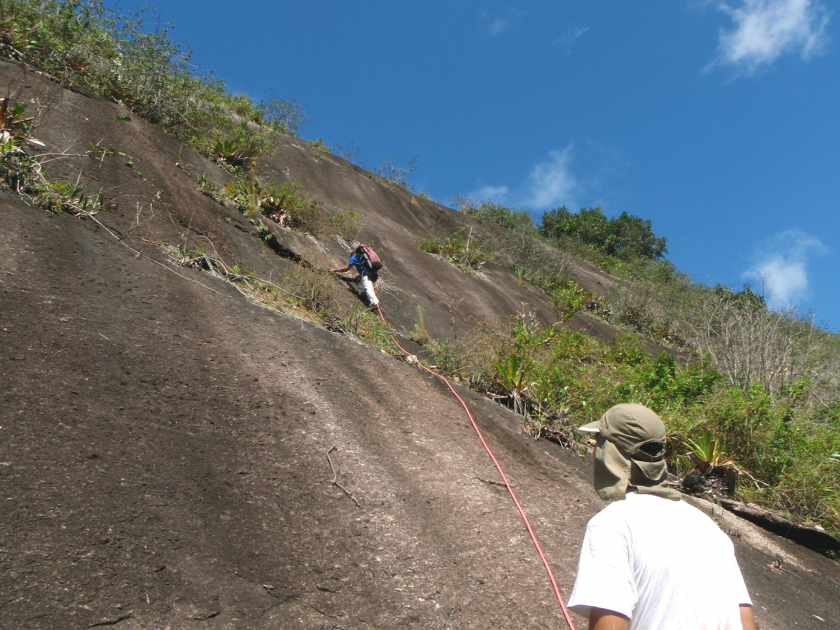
left=375, top=303, right=577, bottom=630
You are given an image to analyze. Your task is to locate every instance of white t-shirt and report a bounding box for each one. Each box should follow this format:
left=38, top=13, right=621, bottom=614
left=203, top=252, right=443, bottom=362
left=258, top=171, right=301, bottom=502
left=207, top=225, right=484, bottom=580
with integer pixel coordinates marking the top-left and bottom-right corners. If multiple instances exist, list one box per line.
left=568, top=493, right=751, bottom=630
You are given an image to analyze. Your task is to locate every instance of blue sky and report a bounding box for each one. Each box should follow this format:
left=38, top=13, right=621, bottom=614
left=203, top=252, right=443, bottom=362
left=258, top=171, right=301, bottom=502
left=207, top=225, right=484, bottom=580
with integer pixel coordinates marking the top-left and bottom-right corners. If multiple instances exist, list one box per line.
left=115, top=1, right=838, bottom=329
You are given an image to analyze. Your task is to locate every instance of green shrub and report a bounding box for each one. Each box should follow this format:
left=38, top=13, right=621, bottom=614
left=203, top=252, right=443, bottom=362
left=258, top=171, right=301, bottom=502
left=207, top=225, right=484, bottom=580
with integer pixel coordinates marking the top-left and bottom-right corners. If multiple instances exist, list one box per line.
left=282, top=267, right=343, bottom=313
left=418, top=226, right=486, bottom=271
left=539, top=206, right=667, bottom=260
left=308, top=138, right=331, bottom=153
left=328, top=207, right=365, bottom=241
left=223, top=176, right=327, bottom=235
left=462, top=200, right=536, bottom=234
left=547, top=277, right=593, bottom=320
left=422, top=312, right=838, bottom=530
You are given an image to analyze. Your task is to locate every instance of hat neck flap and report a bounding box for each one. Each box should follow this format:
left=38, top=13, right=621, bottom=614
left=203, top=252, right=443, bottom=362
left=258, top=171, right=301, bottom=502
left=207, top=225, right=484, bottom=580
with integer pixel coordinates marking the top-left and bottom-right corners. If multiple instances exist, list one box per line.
left=594, top=435, right=680, bottom=501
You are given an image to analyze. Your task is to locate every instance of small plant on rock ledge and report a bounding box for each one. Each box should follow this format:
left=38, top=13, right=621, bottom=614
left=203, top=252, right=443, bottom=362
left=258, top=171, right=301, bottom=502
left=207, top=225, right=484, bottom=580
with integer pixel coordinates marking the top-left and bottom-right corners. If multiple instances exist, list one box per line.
left=418, top=226, right=486, bottom=272
left=412, top=306, right=430, bottom=346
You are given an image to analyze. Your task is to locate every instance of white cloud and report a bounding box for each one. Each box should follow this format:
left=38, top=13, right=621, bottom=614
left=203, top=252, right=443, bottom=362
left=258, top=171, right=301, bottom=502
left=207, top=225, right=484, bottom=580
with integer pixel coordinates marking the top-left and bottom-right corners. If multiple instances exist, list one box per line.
left=480, top=12, right=510, bottom=37
left=522, top=146, right=580, bottom=210
left=712, top=0, right=830, bottom=73
left=488, top=18, right=508, bottom=36
left=742, top=229, right=829, bottom=308
left=553, top=26, right=590, bottom=54
left=470, top=146, right=581, bottom=210
left=472, top=185, right=510, bottom=202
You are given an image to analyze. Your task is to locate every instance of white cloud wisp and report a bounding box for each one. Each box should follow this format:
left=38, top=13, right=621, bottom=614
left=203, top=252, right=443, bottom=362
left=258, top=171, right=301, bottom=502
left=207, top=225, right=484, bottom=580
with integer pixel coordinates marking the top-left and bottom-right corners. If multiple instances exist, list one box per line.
left=522, top=147, right=580, bottom=210
left=471, top=185, right=510, bottom=204
left=713, top=0, right=830, bottom=73
left=470, top=146, right=581, bottom=211
left=553, top=26, right=590, bottom=55
left=487, top=18, right=508, bottom=37
left=742, top=229, right=828, bottom=308
left=480, top=12, right=511, bottom=37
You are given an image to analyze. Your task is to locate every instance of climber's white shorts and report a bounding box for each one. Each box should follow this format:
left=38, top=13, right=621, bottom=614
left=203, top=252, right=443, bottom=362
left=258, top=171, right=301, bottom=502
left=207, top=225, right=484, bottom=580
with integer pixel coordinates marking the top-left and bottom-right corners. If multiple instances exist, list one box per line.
left=357, top=274, right=379, bottom=306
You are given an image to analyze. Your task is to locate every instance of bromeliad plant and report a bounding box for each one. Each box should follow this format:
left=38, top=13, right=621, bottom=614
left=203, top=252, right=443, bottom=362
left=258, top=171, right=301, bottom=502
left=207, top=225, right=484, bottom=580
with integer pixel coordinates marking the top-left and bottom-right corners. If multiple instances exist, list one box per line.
left=213, top=139, right=248, bottom=166
left=494, top=353, right=532, bottom=416
left=684, top=430, right=734, bottom=476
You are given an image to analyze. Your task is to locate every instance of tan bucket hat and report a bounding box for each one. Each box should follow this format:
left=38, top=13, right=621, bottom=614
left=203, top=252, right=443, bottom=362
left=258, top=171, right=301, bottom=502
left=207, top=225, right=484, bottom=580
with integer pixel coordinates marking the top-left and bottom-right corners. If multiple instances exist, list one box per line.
left=579, top=403, right=679, bottom=501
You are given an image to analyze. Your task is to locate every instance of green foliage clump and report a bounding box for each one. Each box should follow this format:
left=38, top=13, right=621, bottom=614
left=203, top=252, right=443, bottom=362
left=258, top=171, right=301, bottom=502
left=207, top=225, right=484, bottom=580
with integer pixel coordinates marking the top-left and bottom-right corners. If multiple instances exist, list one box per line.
left=223, top=176, right=327, bottom=235
left=419, top=226, right=485, bottom=272
left=0, top=0, right=304, bottom=159
left=211, top=126, right=272, bottom=167
left=451, top=198, right=573, bottom=290
left=546, top=277, right=593, bottom=320
left=669, top=381, right=840, bottom=529
left=462, top=199, right=536, bottom=234
left=540, top=206, right=667, bottom=261
left=308, top=138, right=331, bottom=153
left=327, top=207, right=365, bottom=241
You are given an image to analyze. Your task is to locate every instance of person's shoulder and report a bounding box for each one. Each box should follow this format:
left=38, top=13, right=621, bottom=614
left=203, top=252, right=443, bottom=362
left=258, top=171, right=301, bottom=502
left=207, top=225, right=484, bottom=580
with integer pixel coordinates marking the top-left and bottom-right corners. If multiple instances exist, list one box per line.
left=672, top=497, right=731, bottom=531
left=589, top=494, right=682, bottom=527
left=587, top=497, right=634, bottom=527
left=628, top=495, right=731, bottom=540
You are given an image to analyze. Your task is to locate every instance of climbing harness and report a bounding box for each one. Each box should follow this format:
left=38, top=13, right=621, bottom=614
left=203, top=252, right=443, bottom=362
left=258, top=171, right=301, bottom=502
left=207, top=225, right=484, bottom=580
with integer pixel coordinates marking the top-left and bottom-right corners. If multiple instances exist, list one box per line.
left=375, top=303, right=577, bottom=630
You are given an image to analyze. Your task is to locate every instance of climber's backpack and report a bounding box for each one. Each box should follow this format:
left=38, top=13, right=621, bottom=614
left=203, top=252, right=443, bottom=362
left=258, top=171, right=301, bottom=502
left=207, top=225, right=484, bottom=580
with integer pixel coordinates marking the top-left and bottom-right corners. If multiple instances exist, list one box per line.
left=358, top=244, right=382, bottom=280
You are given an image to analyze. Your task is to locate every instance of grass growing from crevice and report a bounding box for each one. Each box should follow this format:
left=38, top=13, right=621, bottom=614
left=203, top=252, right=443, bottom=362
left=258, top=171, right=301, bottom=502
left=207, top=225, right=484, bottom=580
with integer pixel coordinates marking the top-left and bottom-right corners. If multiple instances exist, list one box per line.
left=163, top=243, right=400, bottom=357
left=418, top=226, right=486, bottom=272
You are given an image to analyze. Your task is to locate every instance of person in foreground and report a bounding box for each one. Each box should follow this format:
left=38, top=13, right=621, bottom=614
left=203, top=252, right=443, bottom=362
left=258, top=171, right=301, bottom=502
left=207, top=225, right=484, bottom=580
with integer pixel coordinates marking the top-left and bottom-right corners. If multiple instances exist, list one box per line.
left=567, top=403, right=757, bottom=630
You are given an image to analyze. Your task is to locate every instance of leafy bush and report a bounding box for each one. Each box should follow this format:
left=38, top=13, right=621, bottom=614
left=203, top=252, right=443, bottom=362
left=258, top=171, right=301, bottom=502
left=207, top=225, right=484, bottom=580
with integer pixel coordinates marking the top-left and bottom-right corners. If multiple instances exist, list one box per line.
left=281, top=266, right=347, bottom=314
left=308, top=138, right=331, bottom=153
left=327, top=207, right=365, bottom=241
left=539, top=206, right=667, bottom=260
left=547, top=277, right=593, bottom=320
left=223, top=176, right=327, bottom=235
left=419, top=226, right=486, bottom=271
left=604, top=258, right=696, bottom=345
left=451, top=199, right=572, bottom=286
left=462, top=200, right=536, bottom=234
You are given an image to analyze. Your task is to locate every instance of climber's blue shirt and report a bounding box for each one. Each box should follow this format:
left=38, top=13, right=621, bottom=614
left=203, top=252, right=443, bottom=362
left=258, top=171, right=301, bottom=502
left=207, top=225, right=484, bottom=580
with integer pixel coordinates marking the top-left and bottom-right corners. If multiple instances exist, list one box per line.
left=348, top=254, right=367, bottom=275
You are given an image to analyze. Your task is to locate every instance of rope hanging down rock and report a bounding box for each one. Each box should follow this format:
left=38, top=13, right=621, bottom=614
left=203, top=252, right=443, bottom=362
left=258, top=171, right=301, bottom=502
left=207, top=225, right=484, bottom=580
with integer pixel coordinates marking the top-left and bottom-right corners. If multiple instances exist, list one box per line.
left=374, top=303, right=577, bottom=630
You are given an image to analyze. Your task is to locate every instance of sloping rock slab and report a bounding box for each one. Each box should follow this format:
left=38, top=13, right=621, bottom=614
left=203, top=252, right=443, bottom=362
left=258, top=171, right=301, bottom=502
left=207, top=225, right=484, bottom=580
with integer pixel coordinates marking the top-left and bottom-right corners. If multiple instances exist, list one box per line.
left=721, top=500, right=840, bottom=556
